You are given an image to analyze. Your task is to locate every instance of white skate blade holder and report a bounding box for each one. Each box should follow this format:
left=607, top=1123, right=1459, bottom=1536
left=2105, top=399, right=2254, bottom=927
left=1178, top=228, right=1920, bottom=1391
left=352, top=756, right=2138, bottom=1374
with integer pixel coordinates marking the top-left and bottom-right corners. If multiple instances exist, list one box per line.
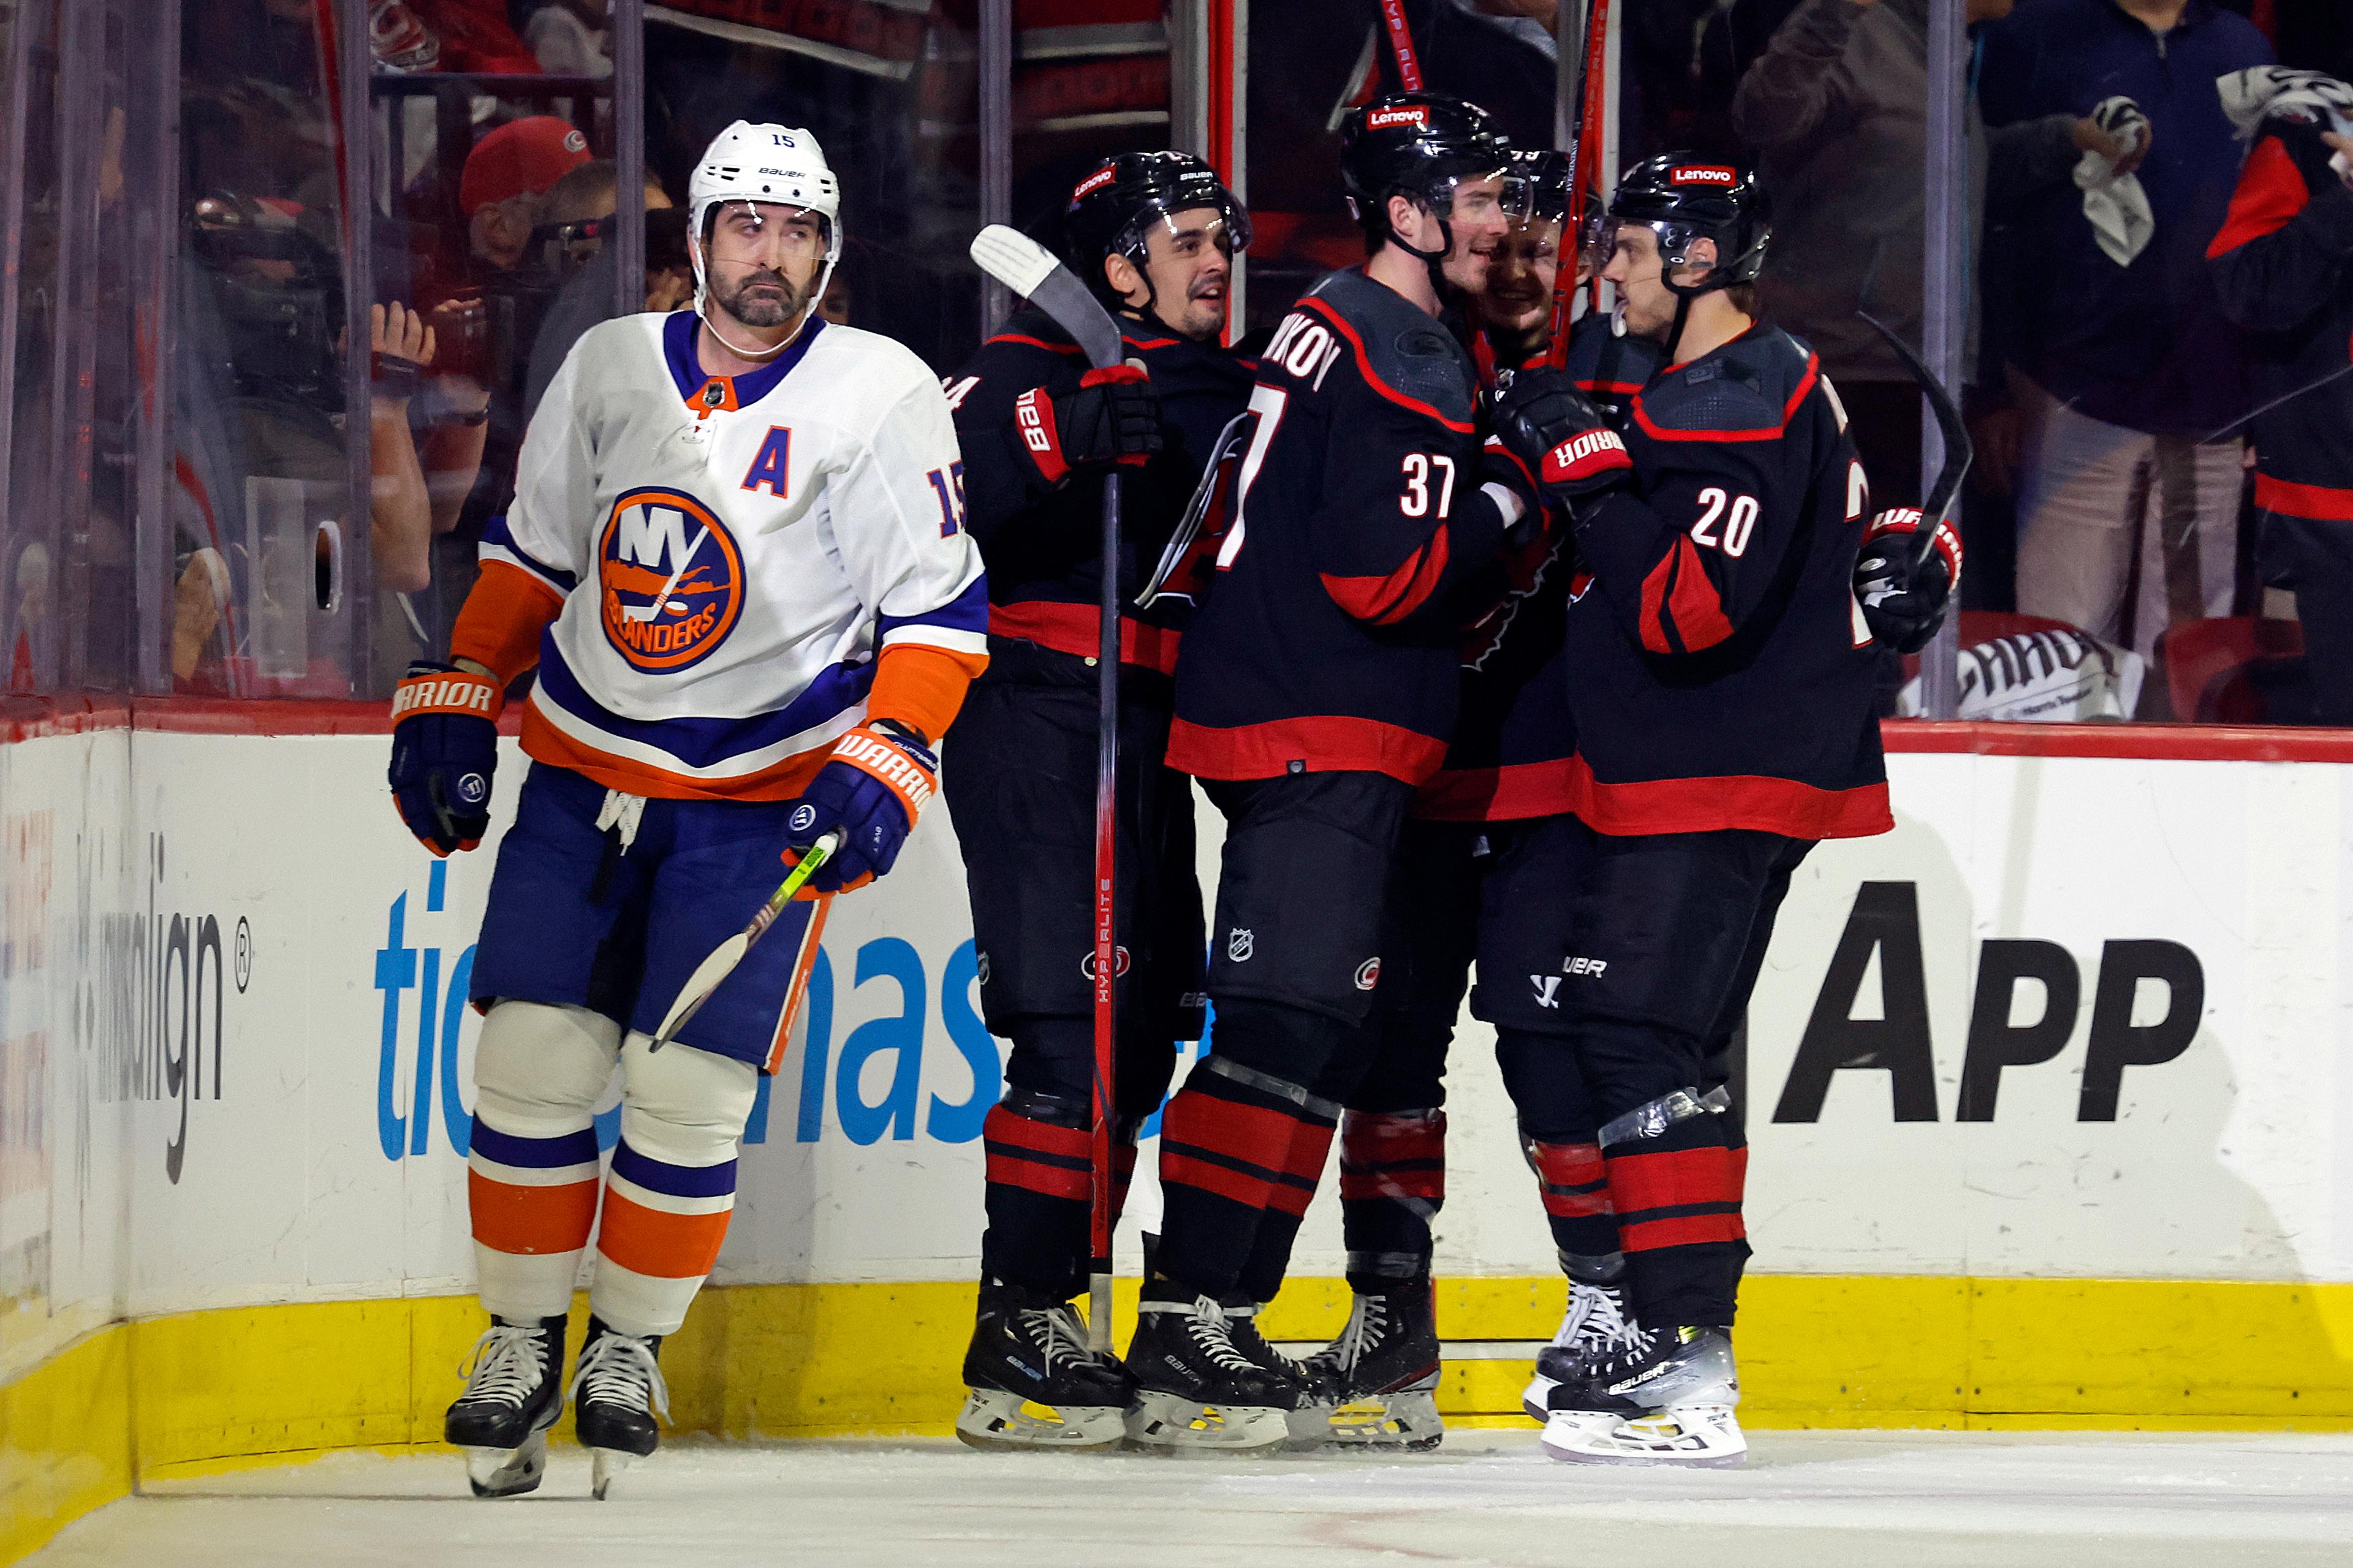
left=1541, top=1404, right=1747, bottom=1468
left=464, top=1433, right=550, bottom=1499
left=955, top=1388, right=1126, bottom=1452
left=1124, top=1392, right=1290, bottom=1456
left=1285, top=1386, right=1444, bottom=1452
left=590, top=1445, right=638, bottom=1501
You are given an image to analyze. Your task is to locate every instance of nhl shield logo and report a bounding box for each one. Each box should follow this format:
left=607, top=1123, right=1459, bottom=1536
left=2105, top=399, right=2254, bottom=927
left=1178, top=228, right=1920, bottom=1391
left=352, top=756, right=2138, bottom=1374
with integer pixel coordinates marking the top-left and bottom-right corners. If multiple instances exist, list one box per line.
left=597, top=487, right=745, bottom=673
left=1227, top=928, right=1255, bottom=963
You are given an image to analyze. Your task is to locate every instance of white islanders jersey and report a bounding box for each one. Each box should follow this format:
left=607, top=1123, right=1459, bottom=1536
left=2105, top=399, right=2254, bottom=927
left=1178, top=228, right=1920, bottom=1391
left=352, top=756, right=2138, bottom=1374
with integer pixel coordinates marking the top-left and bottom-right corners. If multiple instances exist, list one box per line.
left=483, top=311, right=984, bottom=798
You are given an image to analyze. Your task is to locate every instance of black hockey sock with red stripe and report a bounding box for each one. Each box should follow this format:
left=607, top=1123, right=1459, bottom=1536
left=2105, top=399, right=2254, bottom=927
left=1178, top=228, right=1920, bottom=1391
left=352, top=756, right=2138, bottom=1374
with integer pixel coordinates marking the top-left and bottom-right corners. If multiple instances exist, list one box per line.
left=1155, top=1007, right=1348, bottom=1302
left=1597, top=1083, right=1748, bottom=1327
left=979, top=1088, right=1094, bottom=1300
left=1522, top=1134, right=1623, bottom=1280
left=1338, top=1108, right=1446, bottom=1291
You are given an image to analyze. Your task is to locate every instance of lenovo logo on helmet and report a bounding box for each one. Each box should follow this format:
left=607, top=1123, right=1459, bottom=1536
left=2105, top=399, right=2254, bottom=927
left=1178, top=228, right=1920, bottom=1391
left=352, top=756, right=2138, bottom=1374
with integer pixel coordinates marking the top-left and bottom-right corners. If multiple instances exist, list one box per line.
left=1366, top=105, right=1431, bottom=131
left=1670, top=165, right=1738, bottom=187
left=1070, top=164, right=1118, bottom=203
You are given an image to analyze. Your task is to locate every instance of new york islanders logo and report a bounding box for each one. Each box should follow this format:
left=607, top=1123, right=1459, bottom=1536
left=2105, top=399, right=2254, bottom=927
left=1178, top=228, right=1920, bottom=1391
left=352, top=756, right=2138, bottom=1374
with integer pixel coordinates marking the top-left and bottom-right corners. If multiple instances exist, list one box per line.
left=597, top=487, right=745, bottom=672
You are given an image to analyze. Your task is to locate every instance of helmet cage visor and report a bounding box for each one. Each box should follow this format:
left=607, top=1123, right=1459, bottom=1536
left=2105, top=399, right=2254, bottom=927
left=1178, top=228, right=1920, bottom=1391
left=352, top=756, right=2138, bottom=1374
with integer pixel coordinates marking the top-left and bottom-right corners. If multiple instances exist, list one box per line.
left=1112, top=195, right=1252, bottom=270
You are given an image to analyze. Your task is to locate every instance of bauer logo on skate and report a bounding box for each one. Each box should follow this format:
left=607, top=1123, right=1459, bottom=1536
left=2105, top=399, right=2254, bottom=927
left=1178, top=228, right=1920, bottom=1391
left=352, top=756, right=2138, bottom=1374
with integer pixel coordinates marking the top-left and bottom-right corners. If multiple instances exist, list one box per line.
left=596, top=488, right=745, bottom=673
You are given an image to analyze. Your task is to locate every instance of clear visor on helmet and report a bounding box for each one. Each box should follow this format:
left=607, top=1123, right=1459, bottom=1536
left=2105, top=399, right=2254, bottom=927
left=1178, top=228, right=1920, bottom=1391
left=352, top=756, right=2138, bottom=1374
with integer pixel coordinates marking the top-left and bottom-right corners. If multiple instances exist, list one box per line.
left=1123, top=198, right=1253, bottom=264
left=1591, top=214, right=1712, bottom=275
left=1422, top=166, right=1510, bottom=226
left=1501, top=172, right=1571, bottom=227
left=705, top=198, right=831, bottom=252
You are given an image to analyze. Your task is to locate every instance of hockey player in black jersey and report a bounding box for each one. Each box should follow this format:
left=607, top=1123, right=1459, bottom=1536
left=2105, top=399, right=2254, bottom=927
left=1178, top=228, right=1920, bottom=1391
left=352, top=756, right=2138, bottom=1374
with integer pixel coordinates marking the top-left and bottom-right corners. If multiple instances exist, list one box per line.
left=1126, top=93, right=1542, bottom=1455
left=938, top=153, right=1256, bottom=1450
left=1283, top=151, right=1651, bottom=1452
left=1492, top=155, right=1915, bottom=1468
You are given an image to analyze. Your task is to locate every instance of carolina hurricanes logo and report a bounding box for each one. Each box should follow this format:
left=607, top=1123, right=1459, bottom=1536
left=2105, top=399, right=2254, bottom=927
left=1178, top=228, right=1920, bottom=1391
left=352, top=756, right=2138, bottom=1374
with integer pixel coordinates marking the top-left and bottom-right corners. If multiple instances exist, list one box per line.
left=1080, top=945, right=1133, bottom=981
left=1670, top=165, right=1738, bottom=187
left=1354, top=957, right=1382, bottom=991
left=598, top=487, right=745, bottom=672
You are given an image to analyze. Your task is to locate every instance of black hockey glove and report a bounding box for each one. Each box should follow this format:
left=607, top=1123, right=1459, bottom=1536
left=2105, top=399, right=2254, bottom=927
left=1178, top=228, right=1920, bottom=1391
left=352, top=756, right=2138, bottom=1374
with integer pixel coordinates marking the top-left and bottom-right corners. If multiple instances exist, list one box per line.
left=1013, top=362, right=1162, bottom=485
left=1492, top=365, right=1634, bottom=517
left=1854, top=507, right=1963, bottom=655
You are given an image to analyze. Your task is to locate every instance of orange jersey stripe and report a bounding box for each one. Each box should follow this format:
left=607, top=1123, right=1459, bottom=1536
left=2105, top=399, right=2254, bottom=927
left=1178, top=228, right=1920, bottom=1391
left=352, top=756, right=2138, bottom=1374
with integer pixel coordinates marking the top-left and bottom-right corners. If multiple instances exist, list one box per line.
left=469, top=1170, right=600, bottom=1256
left=451, top=560, right=565, bottom=686
left=595, top=1187, right=734, bottom=1279
left=869, top=640, right=987, bottom=742
left=520, top=702, right=833, bottom=802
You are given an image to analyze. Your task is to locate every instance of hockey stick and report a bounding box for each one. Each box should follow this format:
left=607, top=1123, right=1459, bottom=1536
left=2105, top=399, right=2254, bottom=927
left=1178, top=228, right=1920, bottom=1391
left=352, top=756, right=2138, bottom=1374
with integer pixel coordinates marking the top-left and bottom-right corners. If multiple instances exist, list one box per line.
left=1378, top=0, right=1424, bottom=91
left=969, top=224, right=1126, bottom=1355
left=1859, top=312, right=1974, bottom=572
left=650, top=830, right=839, bottom=1051
left=1544, top=0, right=1612, bottom=370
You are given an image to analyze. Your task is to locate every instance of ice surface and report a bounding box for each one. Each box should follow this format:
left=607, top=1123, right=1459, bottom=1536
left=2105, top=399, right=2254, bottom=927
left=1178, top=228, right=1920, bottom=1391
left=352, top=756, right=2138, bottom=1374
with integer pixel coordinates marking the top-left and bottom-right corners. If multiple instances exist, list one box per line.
left=29, top=1430, right=2353, bottom=1568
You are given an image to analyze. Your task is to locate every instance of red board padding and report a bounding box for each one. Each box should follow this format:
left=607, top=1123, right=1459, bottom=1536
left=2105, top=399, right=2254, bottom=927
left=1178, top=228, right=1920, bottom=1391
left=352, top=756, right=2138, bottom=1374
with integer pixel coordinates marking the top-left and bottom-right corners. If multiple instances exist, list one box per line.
left=4, top=698, right=2352, bottom=762
left=0, top=694, right=523, bottom=743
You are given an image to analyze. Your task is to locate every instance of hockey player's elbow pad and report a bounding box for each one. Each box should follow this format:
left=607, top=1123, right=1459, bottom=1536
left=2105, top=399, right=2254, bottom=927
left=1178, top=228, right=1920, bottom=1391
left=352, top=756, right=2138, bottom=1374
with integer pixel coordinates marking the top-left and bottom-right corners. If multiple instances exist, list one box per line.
left=387, top=661, right=503, bottom=856
left=1854, top=507, right=1963, bottom=655
left=785, top=719, right=940, bottom=894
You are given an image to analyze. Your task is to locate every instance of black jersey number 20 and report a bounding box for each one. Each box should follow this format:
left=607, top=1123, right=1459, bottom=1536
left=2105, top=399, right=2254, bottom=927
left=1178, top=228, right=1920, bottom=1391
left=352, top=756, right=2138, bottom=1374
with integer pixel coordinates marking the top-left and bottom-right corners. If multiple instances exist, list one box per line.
left=1691, top=487, right=1759, bottom=558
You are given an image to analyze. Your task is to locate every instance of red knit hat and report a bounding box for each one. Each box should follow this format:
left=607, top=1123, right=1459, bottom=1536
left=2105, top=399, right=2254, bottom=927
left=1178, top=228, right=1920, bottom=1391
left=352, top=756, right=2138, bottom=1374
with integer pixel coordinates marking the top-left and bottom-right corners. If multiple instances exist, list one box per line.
left=460, top=116, right=591, bottom=216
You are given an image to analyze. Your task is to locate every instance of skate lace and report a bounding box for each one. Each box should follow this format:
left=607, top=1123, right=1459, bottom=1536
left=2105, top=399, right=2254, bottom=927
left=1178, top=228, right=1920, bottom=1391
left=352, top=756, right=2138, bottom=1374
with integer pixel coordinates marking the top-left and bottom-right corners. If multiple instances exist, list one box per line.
left=1184, top=1297, right=1260, bottom=1373
left=455, top=1324, right=548, bottom=1411
left=567, top=1331, right=672, bottom=1420
left=1571, top=1286, right=1637, bottom=1353
left=1593, top=1322, right=1658, bottom=1378
left=1327, top=1293, right=1391, bottom=1373
left=1015, top=1302, right=1094, bottom=1374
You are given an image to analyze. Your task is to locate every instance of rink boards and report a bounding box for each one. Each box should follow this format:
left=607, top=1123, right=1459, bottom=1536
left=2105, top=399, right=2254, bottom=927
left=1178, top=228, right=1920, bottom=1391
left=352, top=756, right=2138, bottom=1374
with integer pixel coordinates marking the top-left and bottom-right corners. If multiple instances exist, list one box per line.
left=7, top=705, right=2353, bottom=1553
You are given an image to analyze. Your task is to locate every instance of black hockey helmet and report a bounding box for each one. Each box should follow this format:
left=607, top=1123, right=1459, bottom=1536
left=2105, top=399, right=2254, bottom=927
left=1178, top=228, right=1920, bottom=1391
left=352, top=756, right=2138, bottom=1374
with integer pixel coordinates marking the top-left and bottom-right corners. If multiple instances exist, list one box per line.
left=1601, top=152, right=1770, bottom=295
left=1063, top=150, right=1251, bottom=312
left=1501, top=148, right=1574, bottom=226
left=1339, top=92, right=1511, bottom=261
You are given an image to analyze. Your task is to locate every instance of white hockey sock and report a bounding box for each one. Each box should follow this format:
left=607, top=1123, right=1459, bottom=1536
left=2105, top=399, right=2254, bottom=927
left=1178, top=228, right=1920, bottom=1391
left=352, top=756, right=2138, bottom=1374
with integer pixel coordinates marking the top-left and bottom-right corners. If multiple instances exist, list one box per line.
left=589, top=1033, right=757, bottom=1338
left=468, top=1002, right=622, bottom=1321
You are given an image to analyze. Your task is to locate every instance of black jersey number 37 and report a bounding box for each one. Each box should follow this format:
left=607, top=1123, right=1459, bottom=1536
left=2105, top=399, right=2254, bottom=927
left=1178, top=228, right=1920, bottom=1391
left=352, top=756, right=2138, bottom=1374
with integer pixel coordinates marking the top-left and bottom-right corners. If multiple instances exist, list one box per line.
left=1400, top=453, right=1457, bottom=518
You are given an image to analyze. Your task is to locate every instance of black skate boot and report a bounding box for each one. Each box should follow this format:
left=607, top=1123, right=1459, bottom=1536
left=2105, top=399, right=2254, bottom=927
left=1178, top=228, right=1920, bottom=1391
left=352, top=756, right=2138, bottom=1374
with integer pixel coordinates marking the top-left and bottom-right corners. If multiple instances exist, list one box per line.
left=1539, top=1324, right=1743, bottom=1468
left=1290, top=1280, right=1444, bottom=1450
left=955, top=1280, right=1132, bottom=1451
left=1521, top=1279, right=1635, bottom=1422
left=1123, top=1290, right=1301, bottom=1454
left=569, top=1316, right=670, bottom=1499
left=446, top=1314, right=567, bottom=1498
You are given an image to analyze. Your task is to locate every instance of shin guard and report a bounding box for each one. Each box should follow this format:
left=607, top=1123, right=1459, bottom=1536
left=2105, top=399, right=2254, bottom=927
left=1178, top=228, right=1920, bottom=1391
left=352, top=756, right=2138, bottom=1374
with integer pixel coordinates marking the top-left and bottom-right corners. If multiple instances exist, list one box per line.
left=468, top=1002, right=622, bottom=1322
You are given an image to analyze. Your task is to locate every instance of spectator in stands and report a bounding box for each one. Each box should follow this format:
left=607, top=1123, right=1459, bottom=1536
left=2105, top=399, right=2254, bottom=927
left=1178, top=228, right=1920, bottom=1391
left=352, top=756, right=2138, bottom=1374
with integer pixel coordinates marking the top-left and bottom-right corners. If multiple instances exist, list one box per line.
left=521, top=159, right=681, bottom=418
left=1978, top=0, right=2273, bottom=668
left=520, top=0, right=613, bottom=77
left=2208, top=69, right=2353, bottom=722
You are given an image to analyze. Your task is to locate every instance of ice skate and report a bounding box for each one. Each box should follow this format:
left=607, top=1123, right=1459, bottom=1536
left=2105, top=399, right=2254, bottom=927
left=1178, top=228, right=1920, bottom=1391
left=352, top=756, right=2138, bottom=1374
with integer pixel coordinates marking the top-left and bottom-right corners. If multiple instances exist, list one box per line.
left=569, top=1317, right=670, bottom=1499
left=1540, top=1324, right=1745, bottom=1468
left=445, top=1314, right=567, bottom=1498
left=954, top=1282, right=1131, bottom=1451
left=1123, top=1293, right=1298, bottom=1454
left=1520, top=1280, right=1636, bottom=1425
left=1289, top=1282, right=1444, bottom=1450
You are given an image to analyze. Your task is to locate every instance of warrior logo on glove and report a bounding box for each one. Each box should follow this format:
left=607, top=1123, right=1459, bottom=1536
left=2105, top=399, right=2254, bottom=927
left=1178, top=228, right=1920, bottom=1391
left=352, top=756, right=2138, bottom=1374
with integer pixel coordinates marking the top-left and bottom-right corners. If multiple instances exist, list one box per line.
left=1542, top=428, right=1632, bottom=487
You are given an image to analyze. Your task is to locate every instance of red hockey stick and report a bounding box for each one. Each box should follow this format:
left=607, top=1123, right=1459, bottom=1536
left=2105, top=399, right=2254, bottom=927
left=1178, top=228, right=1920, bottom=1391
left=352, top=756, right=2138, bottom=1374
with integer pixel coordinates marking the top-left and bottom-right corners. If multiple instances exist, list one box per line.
left=1546, top=0, right=1612, bottom=369
left=969, top=225, right=1126, bottom=1353
left=1378, top=0, right=1424, bottom=90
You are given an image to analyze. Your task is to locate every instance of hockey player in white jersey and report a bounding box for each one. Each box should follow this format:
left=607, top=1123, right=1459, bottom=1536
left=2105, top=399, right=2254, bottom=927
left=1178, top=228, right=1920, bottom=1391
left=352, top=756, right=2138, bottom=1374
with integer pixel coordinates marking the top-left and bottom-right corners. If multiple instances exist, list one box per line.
left=385, top=121, right=986, bottom=1499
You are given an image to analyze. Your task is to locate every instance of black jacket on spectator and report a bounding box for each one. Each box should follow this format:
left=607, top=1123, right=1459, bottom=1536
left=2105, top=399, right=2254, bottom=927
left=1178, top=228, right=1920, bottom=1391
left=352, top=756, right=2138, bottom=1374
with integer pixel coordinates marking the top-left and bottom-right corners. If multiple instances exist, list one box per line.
left=1167, top=268, right=1516, bottom=786
left=946, top=305, right=1254, bottom=680
left=1563, top=324, right=1890, bottom=840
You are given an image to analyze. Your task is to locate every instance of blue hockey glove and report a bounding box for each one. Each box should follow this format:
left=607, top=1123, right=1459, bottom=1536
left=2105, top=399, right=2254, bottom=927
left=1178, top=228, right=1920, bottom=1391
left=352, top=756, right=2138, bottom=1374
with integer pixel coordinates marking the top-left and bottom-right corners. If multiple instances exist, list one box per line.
left=387, top=661, right=502, bottom=855
left=784, top=718, right=939, bottom=894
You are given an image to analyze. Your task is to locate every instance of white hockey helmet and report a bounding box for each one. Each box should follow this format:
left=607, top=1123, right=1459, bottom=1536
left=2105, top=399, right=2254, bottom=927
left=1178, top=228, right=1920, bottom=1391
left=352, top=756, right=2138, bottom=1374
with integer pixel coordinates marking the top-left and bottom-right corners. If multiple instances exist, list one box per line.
left=686, top=119, right=843, bottom=319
